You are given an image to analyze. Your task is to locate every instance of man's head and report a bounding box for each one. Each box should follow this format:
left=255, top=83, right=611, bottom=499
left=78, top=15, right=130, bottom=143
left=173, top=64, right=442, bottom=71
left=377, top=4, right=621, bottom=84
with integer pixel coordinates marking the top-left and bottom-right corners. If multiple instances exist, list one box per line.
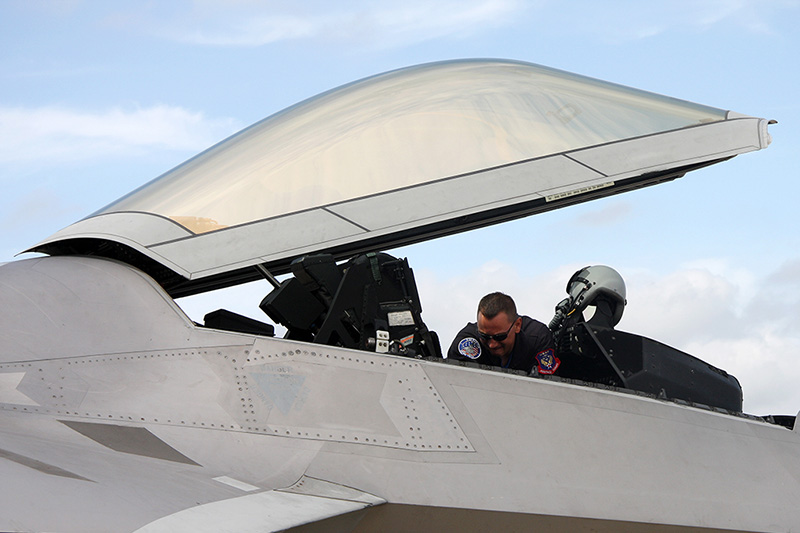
left=476, top=292, right=522, bottom=360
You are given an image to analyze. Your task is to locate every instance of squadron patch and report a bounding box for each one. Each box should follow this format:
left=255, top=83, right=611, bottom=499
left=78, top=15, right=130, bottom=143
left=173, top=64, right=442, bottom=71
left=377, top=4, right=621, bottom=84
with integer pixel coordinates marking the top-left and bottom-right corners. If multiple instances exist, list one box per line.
left=536, top=349, right=561, bottom=375
left=458, top=337, right=482, bottom=359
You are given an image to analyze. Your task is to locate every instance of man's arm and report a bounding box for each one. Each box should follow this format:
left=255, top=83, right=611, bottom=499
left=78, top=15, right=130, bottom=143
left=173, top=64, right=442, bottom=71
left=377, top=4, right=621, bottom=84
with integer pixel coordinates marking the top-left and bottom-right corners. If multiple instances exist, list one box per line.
left=447, top=323, right=486, bottom=362
left=521, top=318, right=560, bottom=375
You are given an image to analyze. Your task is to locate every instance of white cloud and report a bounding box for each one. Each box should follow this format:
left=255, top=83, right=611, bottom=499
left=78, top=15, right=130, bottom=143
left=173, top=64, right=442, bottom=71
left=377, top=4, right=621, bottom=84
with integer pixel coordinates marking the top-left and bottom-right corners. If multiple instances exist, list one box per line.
left=150, top=0, right=525, bottom=48
left=689, top=0, right=794, bottom=34
left=0, top=105, right=241, bottom=165
left=562, top=0, right=795, bottom=43
left=366, top=0, right=524, bottom=43
left=169, top=14, right=317, bottom=46
left=622, top=266, right=743, bottom=344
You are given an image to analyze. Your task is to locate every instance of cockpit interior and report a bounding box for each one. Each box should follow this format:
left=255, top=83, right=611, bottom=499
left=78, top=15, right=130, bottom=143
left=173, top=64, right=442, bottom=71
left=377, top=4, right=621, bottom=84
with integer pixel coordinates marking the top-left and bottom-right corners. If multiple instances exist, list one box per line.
left=201, top=251, right=746, bottom=417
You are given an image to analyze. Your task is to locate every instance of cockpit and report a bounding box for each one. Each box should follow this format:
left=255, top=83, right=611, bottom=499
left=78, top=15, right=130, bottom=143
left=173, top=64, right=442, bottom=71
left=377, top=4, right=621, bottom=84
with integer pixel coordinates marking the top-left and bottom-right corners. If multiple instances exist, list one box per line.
left=200, top=251, right=744, bottom=414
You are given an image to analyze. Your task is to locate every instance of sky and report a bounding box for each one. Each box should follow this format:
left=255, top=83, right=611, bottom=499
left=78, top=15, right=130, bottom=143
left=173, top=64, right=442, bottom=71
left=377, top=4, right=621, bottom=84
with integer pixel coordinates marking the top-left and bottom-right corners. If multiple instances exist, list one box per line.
left=1, top=0, right=798, bottom=415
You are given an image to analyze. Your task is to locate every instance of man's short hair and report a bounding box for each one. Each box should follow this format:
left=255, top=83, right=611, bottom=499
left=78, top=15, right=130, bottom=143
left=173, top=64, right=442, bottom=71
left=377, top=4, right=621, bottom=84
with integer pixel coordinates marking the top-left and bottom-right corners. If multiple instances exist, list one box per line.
left=477, top=292, right=518, bottom=321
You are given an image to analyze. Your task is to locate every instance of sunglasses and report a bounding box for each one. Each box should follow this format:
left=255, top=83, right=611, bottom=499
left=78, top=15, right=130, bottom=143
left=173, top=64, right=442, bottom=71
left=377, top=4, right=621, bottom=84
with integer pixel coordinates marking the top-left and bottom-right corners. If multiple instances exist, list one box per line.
left=477, top=320, right=516, bottom=343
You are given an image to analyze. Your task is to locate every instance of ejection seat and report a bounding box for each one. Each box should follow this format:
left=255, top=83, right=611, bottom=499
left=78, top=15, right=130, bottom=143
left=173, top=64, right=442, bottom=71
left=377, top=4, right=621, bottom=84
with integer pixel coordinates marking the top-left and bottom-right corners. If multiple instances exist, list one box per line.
left=260, top=252, right=441, bottom=359
left=549, top=266, right=743, bottom=412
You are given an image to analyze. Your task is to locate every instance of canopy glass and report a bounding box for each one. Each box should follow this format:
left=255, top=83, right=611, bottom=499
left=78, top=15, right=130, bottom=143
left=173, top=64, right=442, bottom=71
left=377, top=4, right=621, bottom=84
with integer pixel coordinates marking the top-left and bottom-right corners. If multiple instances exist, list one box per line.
left=96, top=60, right=726, bottom=235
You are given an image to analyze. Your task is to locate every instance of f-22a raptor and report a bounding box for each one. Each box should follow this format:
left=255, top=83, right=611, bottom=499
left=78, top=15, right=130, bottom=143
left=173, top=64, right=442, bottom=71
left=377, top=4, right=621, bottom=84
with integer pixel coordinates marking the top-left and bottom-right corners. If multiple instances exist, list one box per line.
left=1, top=60, right=796, bottom=532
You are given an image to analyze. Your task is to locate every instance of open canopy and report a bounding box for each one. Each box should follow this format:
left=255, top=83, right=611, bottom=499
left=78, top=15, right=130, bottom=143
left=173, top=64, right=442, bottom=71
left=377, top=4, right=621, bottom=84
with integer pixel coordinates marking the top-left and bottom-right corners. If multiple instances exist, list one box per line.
left=29, top=59, right=772, bottom=297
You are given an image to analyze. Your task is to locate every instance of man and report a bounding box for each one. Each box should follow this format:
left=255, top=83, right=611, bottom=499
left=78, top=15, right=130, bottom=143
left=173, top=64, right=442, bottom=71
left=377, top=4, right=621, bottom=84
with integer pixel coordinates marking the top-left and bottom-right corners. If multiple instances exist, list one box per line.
left=447, top=292, right=558, bottom=375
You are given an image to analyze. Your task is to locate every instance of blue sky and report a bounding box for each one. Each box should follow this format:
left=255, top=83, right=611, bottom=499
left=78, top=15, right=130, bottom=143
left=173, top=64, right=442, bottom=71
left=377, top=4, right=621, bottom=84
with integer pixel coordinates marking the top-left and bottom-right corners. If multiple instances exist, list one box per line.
left=1, top=0, right=798, bottom=414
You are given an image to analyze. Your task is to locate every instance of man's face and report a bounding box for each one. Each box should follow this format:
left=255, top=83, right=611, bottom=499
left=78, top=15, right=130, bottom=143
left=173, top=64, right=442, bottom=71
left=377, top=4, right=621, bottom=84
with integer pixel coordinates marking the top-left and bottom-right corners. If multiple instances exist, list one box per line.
left=476, top=311, right=521, bottom=359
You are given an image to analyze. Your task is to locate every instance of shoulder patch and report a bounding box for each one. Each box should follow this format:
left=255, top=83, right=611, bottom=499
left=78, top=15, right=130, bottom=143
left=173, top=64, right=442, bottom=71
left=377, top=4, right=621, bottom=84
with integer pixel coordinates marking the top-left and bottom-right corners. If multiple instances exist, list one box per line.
left=458, top=337, right=482, bottom=359
left=536, top=349, right=561, bottom=375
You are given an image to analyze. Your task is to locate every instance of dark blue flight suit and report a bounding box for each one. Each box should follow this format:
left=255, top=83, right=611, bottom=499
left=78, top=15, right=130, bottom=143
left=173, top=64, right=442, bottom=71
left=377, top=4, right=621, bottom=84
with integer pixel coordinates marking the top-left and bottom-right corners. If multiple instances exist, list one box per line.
left=447, top=316, right=558, bottom=375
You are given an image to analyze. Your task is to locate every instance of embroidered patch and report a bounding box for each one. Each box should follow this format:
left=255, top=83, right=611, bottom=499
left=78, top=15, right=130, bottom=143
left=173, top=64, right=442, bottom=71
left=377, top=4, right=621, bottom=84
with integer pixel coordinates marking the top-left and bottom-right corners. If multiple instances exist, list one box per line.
left=536, top=349, right=561, bottom=375
left=458, top=337, right=482, bottom=359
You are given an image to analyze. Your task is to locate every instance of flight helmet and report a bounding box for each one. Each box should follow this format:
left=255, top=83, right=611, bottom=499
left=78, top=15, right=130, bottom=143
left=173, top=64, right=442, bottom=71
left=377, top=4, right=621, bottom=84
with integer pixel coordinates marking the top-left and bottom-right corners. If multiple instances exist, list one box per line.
left=566, top=265, right=627, bottom=328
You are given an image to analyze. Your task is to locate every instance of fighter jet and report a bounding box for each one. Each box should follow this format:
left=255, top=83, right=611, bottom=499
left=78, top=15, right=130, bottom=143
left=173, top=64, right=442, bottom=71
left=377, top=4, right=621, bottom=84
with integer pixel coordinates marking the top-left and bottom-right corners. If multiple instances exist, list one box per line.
left=1, top=59, right=795, bottom=532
